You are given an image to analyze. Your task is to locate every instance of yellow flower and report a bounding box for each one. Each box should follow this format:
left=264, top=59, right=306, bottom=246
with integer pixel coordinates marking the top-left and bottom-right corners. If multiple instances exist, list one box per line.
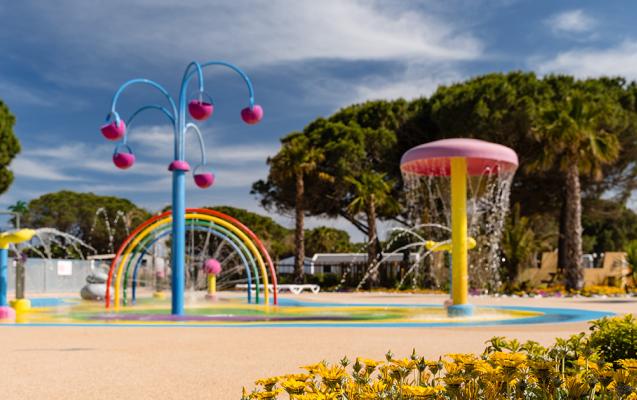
left=391, top=357, right=416, bottom=370
left=282, top=373, right=312, bottom=382
left=357, top=357, right=383, bottom=370
left=489, top=352, right=526, bottom=376
left=254, top=376, right=279, bottom=391
left=443, top=375, right=465, bottom=389
left=301, top=362, right=325, bottom=374
left=489, top=352, right=526, bottom=367
left=250, top=388, right=283, bottom=400
left=576, top=356, right=599, bottom=371
left=562, top=376, right=590, bottom=398
left=316, top=363, right=346, bottom=386
left=402, top=385, right=444, bottom=399
left=281, top=379, right=307, bottom=395
left=443, top=361, right=464, bottom=375
left=447, top=353, right=479, bottom=364
left=619, top=359, right=637, bottom=372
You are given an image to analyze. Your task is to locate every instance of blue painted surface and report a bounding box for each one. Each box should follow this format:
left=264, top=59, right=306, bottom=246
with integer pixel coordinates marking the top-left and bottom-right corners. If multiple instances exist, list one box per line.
left=171, top=169, right=186, bottom=315
left=8, top=296, right=615, bottom=328
left=0, top=248, right=7, bottom=306
left=447, top=303, right=475, bottom=317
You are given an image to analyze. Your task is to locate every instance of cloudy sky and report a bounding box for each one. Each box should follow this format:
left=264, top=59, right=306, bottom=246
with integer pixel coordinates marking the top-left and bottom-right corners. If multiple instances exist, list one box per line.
left=0, top=1, right=634, bottom=239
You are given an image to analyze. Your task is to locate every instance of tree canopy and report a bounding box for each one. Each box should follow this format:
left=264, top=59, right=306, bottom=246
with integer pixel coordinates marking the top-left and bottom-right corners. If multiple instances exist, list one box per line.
left=23, top=191, right=151, bottom=254
left=254, top=72, right=637, bottom=289
left=0, top=100, right=21, bottom=195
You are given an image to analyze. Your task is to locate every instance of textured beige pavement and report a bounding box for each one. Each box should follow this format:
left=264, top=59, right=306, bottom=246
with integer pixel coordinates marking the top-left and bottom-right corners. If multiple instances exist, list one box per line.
left=0, top=293, right=633, bottom=400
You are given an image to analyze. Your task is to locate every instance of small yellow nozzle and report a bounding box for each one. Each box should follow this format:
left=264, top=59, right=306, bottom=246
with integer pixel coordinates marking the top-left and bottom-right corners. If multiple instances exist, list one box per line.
left=424, top=237, right=477, bottom=253
left=0, top=229, right=36, bottom=249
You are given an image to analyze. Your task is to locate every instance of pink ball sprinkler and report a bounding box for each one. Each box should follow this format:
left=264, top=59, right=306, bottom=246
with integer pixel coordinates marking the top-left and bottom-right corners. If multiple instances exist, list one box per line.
left=204, top=258, right=221, bottom=300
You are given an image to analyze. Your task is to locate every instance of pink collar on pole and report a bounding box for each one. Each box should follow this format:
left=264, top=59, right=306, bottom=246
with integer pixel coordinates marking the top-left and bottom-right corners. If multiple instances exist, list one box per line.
left=400, top=138, right=519, bottom=176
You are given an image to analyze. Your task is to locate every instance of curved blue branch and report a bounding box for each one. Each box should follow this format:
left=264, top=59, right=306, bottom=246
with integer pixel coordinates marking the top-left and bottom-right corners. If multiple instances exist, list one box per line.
left=199, top=61, right=255, bottom=107
left=122, top=105, right=176, bottom=145
left=182, top=61, right=205, bottom=95
left=110, top=79, right=178, bottom=121
left=185, top=123, right=207, bottom=167
left=176, top=61, right=256, bottom=161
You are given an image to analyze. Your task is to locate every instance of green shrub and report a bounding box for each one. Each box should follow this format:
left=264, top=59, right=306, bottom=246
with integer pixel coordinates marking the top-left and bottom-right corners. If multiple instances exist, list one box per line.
left=589, top=314, right=637, bottom=363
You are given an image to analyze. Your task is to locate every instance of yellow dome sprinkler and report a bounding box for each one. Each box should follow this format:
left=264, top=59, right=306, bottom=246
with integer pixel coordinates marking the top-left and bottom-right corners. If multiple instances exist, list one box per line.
left=401, top=139, right=518, bottom=316
left=0, top=229, right=36, bottom=319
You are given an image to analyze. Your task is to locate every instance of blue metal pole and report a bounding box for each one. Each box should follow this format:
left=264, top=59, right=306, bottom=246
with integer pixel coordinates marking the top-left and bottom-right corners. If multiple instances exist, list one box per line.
left=171, top=171, right=186, bottom=315
left=0, top=248, right=8, bottom=307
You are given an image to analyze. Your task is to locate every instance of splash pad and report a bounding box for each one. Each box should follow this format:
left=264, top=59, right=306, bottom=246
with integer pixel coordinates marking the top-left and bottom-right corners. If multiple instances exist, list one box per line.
left=0, top=293, right=613, bottom=327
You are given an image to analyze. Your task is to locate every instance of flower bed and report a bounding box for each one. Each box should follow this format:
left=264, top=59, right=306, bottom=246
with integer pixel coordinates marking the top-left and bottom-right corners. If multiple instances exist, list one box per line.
left=243, top=315, right=637, bottom=399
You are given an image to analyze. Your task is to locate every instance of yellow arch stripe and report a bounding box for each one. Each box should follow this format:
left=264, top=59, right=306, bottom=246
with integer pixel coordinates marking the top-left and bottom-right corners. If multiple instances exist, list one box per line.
left=113, top=213, right=269, bottom=309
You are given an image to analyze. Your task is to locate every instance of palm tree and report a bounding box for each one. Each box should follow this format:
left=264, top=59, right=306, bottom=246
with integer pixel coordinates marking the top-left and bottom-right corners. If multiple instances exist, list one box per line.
left=345, top=171, right=398, bottom=287
left=268, top=134, right=324, bottom=283
left=8, top=200, right=27, bottom=228
left=501, top=203, right=553, bottom=289
left=531, top=83, right=622, bottom=290
left=623, top=240, right=637, bottom=288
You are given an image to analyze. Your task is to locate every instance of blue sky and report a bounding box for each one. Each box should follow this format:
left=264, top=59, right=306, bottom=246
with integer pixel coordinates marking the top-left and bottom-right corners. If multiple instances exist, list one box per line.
left=0, top=1, right=636, bottom=240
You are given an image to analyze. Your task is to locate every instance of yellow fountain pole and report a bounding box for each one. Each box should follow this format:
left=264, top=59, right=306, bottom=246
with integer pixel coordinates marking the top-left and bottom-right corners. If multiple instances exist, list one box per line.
left=0, top=229, right=36, bottom=317
left=449, top=157, right=474, bottom=316
left=207, top=274, right=216, bottom=297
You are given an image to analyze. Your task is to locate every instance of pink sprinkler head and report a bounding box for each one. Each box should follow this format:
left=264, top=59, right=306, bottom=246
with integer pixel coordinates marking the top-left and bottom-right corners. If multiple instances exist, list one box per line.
left=188, top=100, right=214, bottom=121
left=240, top=104, right=263, bottom=125
left=0, top=306, right=15, bottom=320
left=113, top=145, right=135, bottom=169
left=194, top=172, right=215, bottom=189
left=204, top=258, right=222, bottom=275
left=100, top=119, right=126, bottom=141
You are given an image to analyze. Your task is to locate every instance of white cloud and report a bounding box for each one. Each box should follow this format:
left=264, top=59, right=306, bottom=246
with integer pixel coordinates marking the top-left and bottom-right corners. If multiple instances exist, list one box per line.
left=533, top=40, right=637, bottom=80
left=545, top=9, right=596, bottom=34
left=20, top=1, right=481, bottom=88
left=11, top=158, right=81, bottom=182
left=128, top=125, right=277, bottom=164
left=351, top=63, right=463, bottom=103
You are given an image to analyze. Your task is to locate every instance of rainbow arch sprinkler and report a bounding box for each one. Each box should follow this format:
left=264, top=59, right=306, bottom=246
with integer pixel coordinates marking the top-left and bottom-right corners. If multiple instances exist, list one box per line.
left=106, top=208, right=278, bottom=310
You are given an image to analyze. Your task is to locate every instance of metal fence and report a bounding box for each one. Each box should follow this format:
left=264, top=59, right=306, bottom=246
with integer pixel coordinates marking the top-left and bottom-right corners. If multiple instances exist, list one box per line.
left=7, top=258, right=101, bottom=294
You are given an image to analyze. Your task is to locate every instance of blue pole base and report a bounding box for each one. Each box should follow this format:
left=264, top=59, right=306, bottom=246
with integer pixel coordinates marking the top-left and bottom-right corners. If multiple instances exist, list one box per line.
left=447, top=303, right=475, bottom=317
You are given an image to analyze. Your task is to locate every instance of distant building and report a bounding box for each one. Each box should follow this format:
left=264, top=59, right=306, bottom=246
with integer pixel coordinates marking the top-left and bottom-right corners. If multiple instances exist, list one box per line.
left=277, top=253, right=421, bottom=276
left=518, top=251, right=633, bottom=287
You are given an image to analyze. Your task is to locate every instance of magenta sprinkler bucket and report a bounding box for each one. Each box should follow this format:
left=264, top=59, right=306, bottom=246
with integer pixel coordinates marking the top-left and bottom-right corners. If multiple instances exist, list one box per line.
left=194, top=172, right=214, bottom=188
left=188, top=100, right=213, bottom=121
left=188, top=91, right=214, bottom=121
left=193, top=164, right=214, bottom=188
left=240, top=104, right=263, bottom=125
left=101, top=120, right=126, bottom=141
left=112, top=144, right=135, bottom=169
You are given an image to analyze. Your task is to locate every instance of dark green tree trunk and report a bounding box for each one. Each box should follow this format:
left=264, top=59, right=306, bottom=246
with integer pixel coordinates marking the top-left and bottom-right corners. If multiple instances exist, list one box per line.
left=293, top=171, right=305, bottom=284
left=564, top=163, right=584, bottom=291
left=557, top=191, right=568, bottom=273
left=366, top=195, right=380, bottom=287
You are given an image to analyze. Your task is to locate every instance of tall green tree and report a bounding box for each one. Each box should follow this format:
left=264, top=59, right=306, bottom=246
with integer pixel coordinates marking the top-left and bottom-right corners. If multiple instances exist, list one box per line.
left=254, top=101, right=410, bottom=286
left=624, top=240, right=637, bottom=287
left=530, top=77, right=624, bottom=290
left=0, top=100, right=20, bottom=195
left=501, top=203, right=554, bottom=287
left=23, top=191, right=150, bottom=255
left=304, top=226, right=354, bottom=256
left=345, top=171, right=398, bottom=285
left=206, top=206, right=293, bottom=260
left=256, top=133, right=325, bottom=283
